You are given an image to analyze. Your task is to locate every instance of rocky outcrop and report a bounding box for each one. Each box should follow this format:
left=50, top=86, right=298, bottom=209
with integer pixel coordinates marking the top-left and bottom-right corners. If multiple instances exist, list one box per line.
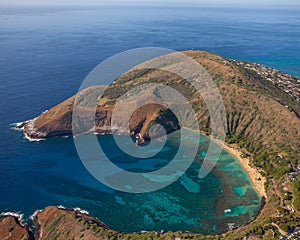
left=0, top=207, right=208, bottom=240
left=0, top=207, right=113, bottom=240
left=17, top=50, right=300, bottom=157
left=0, top=214, right=34, bottom=240
left=33, top=206, right=111, bottom=240
left=20, top=100, right=179, bottom=144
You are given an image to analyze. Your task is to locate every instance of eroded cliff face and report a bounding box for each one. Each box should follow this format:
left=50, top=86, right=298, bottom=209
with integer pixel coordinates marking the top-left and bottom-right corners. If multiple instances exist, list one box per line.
left=33, top=206, right=110, bottom=240
left=21, top=99, right=180, bottom=144
left=0, top=215, right=34, bottom=240
left=18, top=50, right=300, bottom=159
left=0, top=207, right=112, bottom=240
left=0, top=207, right=200, bottom=240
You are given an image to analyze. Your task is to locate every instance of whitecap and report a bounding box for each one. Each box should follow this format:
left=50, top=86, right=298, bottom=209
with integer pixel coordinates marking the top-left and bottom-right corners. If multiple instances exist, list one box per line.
left=73, top=207, right=89, bottom=215
left=30, top=209, right=42, bottom=221
left=24, top=132, right=45, bottom=142
left=10, top=122, right=26, bottom=131
left=0, top=212, right=25, bottom=226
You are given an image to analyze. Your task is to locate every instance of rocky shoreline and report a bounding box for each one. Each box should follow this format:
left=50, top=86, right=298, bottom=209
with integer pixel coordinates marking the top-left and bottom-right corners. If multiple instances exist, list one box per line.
left=16, top=101, right=180, bottom=145
left=0, top=206, right=115, bottom=240
left=0, top=204, right=268, bottom=240
left=0, top=206, right=201, bottom=239
left=15, top=57, right=300, bottom=144
left=0, top=212, right=34, bottom=240
left=13, top=51, right=300, bottom=145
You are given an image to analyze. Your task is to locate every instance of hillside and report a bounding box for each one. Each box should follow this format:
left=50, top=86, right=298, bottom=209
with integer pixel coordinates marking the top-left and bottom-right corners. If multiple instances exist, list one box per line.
left=0, top=206, right=223, bottom=240
left=16, top=50, right=300, bottom=239
left=0, top=214, right=34, bottom=240
left=20, top=85, right=180, bottom=144
left=20, top=51, right=300, bottom=155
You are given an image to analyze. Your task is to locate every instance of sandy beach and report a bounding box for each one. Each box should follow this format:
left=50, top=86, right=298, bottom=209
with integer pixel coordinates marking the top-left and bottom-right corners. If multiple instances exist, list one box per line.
left=221, top=143, right=267, bottom=199
left=195, top=129, right=267, bottom=199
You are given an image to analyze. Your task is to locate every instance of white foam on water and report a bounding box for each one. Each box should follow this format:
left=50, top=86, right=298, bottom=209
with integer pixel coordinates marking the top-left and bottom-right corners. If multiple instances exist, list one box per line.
left=30, top=209, right=42, bottom=221
left=24, top=132, right=45, bottom=142
left=1, top=212, right=25, bottom=226
left=73, top=207, right=89, bottom=215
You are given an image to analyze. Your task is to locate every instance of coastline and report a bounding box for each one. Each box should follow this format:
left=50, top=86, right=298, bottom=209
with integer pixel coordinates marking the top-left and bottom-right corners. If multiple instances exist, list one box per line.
left=221, top=142, right=267, bottom=199
left=15, top=121, right=267, bottom=199
left=3, top=132, right=269, bottom=238
left=196, top=129, right=267, bottom=199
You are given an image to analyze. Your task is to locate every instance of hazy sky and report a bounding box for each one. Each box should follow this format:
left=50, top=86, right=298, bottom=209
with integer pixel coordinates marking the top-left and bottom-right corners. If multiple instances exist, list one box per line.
left=1, top=0, right=299, bottom=6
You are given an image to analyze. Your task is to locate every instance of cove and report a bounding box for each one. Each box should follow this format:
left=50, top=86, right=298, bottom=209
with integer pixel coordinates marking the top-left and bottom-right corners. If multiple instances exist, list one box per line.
left=2, top=128, right=262, bottom=235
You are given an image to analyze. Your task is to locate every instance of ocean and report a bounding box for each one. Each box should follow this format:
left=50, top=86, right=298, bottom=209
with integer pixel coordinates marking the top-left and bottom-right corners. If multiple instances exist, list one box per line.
left=0, top=5, right=299, bottom=234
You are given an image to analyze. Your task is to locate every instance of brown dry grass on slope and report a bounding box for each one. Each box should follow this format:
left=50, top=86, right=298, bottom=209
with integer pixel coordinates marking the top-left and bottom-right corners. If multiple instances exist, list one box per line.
left=22, top=50, right=300, bottom=162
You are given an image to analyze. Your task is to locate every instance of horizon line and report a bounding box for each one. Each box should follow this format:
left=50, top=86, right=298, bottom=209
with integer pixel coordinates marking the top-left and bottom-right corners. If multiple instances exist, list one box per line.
left=1, top=1, right=300, bottom=8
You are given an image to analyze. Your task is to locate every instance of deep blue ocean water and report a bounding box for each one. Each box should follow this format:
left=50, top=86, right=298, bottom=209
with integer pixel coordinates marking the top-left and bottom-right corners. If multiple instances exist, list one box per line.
left=0, top=5, right=299, bottom=234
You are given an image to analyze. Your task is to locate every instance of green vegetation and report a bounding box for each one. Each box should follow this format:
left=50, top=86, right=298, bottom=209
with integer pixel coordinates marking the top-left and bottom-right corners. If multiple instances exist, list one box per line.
left=292, top=175, right=300, bottom=211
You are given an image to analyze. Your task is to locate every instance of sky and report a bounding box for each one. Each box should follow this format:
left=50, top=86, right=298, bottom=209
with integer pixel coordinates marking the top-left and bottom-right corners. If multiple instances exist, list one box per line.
left=0, top=0, right=299, bottom=7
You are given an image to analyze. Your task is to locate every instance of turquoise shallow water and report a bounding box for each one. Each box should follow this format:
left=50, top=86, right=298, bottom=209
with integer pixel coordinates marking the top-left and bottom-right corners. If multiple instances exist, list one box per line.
left=6, top=129, right=262, bottom=234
